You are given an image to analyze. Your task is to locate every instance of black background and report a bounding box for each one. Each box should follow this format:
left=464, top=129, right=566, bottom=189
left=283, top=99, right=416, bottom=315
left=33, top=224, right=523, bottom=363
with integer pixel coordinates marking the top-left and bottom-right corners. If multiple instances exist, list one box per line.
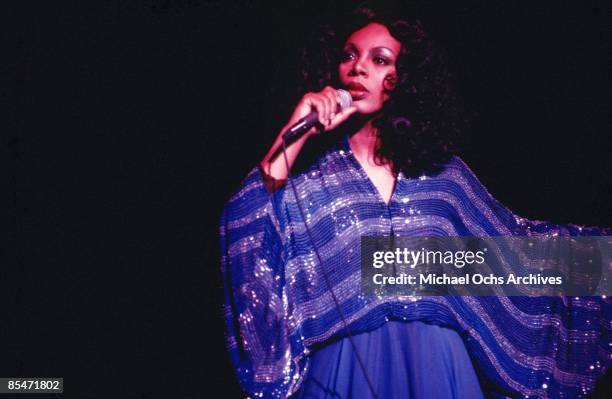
left=7, top=1, right=610, bottom=398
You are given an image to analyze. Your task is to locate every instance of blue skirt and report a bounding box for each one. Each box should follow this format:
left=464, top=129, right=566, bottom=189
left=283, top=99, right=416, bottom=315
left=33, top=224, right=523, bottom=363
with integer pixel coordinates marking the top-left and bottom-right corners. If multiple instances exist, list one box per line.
left=293, top=321, right=484, bottom=399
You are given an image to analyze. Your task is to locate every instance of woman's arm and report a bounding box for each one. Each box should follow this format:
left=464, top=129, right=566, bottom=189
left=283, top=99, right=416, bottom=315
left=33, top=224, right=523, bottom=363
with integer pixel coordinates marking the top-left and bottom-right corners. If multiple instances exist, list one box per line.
left=220, top=167, right=298, bottom=397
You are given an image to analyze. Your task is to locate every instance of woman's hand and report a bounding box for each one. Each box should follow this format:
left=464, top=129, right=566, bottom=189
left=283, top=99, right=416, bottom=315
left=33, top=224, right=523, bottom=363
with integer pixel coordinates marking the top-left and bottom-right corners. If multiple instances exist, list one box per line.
left=261, top=87, right=356, bottom=184
left=286, top=86, right=357, bottom=136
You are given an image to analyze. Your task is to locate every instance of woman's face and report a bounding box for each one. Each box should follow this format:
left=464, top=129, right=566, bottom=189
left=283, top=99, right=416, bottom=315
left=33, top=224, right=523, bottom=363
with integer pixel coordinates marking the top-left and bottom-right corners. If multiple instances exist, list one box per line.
left=338, top=22, right=401, bottom=115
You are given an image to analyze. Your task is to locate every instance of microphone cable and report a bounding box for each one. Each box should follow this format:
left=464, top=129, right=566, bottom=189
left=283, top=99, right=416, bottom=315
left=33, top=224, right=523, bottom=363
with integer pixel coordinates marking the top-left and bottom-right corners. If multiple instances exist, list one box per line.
left=280, top=137, right=379, bottom=399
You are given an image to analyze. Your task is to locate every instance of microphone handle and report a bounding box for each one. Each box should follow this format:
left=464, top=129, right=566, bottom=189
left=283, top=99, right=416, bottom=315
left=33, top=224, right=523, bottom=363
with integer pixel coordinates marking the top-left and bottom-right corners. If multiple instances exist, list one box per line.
left=281, top=111, right=320, bottom=142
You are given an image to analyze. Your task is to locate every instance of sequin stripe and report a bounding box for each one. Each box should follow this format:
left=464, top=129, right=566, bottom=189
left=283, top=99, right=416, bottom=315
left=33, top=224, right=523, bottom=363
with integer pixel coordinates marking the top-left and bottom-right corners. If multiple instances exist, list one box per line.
left=284, top=166, right=356, bottom=197
left=278, top=195, right=380, bottom=236
left=226, top=331, right=238, bottom=350
left=238, top=308, right=267, bottom=360
left=394, top=215, right=460, bottom=236
left=393, top=224, right=456, bottom=238
left=226, top=186, right=271, bottom=220
left=556, top=295, right=603, bottom=311
left=499, top=297, right=580, bottom=329
left=498, top=297, right=601, bottom=331
left=282, top=220, right=360, bottom=278
left=459, top=241, right=563, bottom=296
left=461, top=309, right=560, bottom=373
left=400, top=187, right=496, bottom=230
left=238, top=309, right=293, bottom=384
left=289, top=160, right=363, bottom=187
left=315, top=166, right=364, bottom=188
left=223, top=222, right=273, bottom=363
left=286, top=357, right=310, bottom=398
left=301, top=297, right=389, bottom=346
left=491, top=299, right=602, bottom=344
left=462, top=297, right=600, bottom=376
left=223, top=302, right=237, bottom=324
left=283, top=170, right=373, bottom=201
left=250, top=343, right=305, bottom=393
left=280, top=188, right=380, bottom=223
left=238, top=196, right=282, bottom=244
left=571, top=297, right=604, bottom=310
left=445, top=158, right=519, bottom=229
left=410, top=189, right=514, bottom=238
left=405, top=187, right=514, bottom=236
left=227, top=231, right=267, bottom=257
left=226, top=203, right=271, bottom=230
left=287, top=179, right=371, bottom=207
left=231, top=247, right=293, bottom=389
left=551, top=366, right=597, bottom=388
left=412, top=184, right=511, bottom=237
left=236, top=264, right=283, bottom=317
left=228, top=168, right=267, bottom=203
left=283, top=250, right=318, bottom=287
left=285, top=264, right=360, bottom=313
left=253, top=359, right=293, bottom=385
left=283, top=216, right=378, bottom=263
left=282, top=218, right=368, bottom=268
left=287, top=273, right=362, bottom=333
left=474, top=296, right=602, bottom=354
left=224, top=201, right=282, bottom=245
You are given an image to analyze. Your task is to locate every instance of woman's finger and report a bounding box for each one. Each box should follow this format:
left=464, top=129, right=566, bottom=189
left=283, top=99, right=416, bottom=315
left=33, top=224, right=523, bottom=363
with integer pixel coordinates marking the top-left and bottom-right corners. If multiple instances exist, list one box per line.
left=312, top=87, right=329, bottom=126
left=327, top=105, right=358, bottom=131
left=322, top=87, right=337, bottom=123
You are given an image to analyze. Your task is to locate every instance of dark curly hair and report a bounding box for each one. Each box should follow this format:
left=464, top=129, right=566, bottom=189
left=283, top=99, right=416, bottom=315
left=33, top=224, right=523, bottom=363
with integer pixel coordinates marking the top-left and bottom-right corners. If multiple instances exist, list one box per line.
left=299, top=6, right=466, bottom=178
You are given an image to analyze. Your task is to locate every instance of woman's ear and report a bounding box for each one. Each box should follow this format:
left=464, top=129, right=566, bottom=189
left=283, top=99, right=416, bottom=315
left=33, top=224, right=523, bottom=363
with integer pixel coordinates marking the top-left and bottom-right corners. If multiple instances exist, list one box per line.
left=383, top=74, right=397, bottom=92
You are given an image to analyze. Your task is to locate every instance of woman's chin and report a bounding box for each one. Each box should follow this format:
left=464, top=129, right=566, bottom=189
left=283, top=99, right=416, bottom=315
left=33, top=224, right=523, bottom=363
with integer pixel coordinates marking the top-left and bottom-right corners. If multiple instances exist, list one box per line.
left=354, top=104, right=383, bottom=116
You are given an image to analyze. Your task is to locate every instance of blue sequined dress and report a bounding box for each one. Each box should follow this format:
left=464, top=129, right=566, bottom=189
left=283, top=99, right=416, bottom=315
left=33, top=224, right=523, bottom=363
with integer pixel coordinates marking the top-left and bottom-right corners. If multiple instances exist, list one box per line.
left=220, top=134, right=611, bottom=398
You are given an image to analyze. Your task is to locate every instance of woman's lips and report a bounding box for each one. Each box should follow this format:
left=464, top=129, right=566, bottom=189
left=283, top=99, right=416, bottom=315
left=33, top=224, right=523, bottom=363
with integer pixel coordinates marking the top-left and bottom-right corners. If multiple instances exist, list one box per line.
left=346, top=83, right=368, bottom=100
left=348, top=89, right=367, bottom=100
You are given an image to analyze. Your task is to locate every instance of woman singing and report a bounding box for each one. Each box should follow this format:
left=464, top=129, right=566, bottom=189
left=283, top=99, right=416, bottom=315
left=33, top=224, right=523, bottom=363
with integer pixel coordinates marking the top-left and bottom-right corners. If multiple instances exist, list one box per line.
left=220, top=6, right=610, bottom=399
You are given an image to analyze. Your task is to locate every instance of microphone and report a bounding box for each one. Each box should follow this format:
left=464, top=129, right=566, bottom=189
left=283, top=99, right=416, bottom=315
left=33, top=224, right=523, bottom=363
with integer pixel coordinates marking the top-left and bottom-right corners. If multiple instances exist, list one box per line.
left=282, top=89, right=352, bottom=142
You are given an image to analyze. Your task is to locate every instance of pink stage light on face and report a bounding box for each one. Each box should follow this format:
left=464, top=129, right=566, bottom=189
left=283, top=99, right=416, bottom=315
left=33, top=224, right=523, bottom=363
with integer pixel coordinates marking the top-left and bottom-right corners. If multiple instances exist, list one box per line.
left=338, top=22, right=401, bottom=115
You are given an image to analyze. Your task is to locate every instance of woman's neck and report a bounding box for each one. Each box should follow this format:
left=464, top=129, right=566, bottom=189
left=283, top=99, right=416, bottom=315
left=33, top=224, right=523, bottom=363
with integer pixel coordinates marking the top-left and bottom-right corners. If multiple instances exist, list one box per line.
left=347, top=117, right=395, bottom=174
left=347, top=118, right=397, bottom=204
left=348, top=120, right=378, bottom=160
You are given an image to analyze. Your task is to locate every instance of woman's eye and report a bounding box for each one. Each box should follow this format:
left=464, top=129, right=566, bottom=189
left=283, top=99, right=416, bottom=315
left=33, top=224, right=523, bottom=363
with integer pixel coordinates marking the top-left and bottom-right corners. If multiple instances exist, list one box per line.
left=374, top=56, right=390, bottom=65
left=341, top=51, right=356, bottom=62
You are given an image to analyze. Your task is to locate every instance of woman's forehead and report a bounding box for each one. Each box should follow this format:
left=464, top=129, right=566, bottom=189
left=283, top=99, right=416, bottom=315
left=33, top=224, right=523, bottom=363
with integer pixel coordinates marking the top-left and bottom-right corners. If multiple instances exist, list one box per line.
left=344, top=22, right=401, bottom=54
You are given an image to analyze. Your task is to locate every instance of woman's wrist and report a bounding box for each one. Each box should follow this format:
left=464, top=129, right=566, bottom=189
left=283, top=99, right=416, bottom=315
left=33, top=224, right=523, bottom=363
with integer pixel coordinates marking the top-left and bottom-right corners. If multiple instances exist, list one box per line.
left=258, top=162, right=287, bottom=192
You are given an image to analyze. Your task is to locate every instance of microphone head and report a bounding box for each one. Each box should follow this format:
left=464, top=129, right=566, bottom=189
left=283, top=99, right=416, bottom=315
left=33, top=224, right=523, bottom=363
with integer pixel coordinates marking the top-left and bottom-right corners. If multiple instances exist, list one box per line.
left=337, top=89, right=352, bottom=111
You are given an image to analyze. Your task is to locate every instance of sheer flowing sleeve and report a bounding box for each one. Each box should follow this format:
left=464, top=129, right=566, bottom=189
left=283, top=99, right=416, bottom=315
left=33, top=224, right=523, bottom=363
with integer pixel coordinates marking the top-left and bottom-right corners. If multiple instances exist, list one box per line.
left=450, top=156, right=612, bottom=397
left=220, top=167, right=303, bottom=398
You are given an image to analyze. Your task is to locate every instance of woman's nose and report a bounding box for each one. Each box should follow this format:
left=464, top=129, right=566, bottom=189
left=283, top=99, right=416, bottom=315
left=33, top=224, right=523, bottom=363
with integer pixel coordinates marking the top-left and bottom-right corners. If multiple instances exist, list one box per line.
left=351, top=58, right=367, bottom=76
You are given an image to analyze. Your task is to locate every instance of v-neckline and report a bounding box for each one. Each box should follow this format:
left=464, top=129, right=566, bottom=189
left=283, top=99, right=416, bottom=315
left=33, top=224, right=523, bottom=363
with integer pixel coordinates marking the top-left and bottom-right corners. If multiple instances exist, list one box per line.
left=343, top=135, right=398, bottom=208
